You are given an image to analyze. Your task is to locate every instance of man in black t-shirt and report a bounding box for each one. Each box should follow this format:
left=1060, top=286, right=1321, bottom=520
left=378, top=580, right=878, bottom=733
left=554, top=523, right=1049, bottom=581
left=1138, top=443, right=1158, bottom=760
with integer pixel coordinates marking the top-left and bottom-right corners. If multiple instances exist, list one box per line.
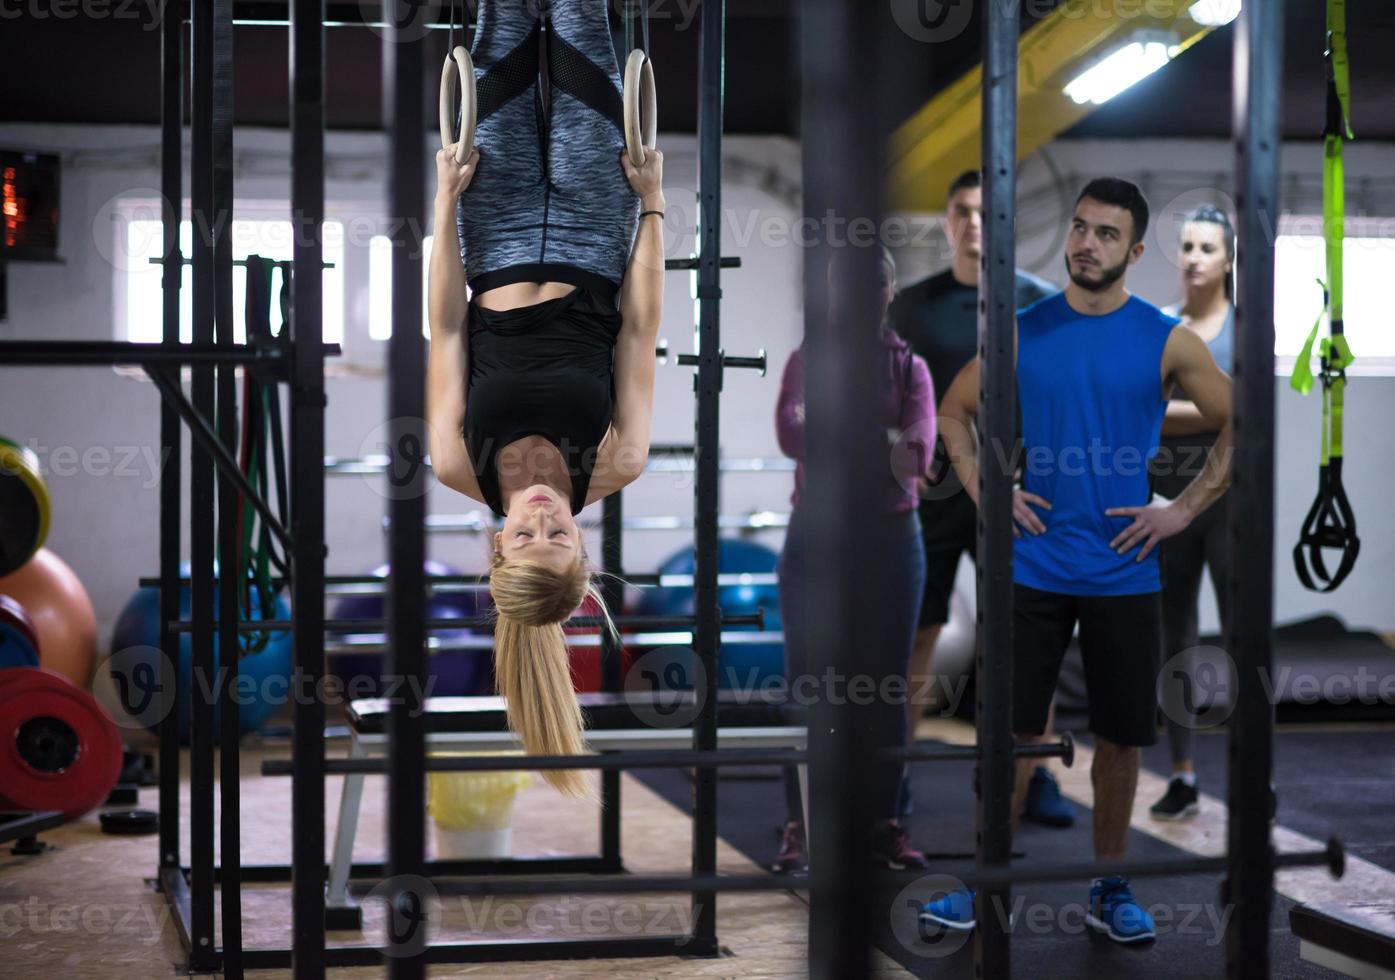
left=887, top=170, right=1071, bottom=828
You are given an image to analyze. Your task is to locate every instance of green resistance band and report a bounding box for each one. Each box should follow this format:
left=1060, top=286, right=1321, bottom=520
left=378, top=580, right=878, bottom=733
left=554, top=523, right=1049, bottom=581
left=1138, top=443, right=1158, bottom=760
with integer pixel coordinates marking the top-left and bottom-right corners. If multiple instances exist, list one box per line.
left=1291, top=0, right=1359, bottom=593
left=236, top=256, right=290, bottom=652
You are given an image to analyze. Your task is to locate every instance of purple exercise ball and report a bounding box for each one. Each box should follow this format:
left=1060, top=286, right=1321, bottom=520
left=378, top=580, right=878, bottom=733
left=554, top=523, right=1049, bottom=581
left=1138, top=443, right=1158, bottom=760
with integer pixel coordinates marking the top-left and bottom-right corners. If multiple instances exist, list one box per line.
left=329, top=561, right=493, bottom=699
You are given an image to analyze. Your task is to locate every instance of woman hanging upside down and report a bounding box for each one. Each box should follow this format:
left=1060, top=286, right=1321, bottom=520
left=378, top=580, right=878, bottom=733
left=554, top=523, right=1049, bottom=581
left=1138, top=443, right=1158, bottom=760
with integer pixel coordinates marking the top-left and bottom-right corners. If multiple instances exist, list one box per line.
left=426, top=0, right=665, bottom=798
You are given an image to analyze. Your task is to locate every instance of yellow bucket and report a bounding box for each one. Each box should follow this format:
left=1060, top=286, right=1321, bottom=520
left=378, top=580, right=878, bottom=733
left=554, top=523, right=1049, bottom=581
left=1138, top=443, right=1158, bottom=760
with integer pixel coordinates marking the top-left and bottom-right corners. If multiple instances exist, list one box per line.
left=427, top=753, right=532, bottom=859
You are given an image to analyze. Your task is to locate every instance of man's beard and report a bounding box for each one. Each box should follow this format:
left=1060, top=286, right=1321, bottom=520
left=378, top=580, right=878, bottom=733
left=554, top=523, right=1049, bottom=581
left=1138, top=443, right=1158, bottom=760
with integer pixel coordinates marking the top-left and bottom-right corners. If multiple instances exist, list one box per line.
left=1065, top=253, right=1128, bottom=293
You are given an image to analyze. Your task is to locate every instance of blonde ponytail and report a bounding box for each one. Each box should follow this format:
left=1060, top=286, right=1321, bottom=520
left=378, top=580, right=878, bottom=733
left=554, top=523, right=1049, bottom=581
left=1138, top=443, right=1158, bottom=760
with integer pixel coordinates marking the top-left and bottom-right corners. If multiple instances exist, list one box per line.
left=489, top=551, right=613, bottom=800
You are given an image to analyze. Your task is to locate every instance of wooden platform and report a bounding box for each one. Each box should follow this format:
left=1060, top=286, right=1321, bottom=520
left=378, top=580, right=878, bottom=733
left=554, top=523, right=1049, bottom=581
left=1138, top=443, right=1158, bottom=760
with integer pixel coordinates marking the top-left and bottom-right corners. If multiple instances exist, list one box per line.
left=0, top=735, right=911, bottom=979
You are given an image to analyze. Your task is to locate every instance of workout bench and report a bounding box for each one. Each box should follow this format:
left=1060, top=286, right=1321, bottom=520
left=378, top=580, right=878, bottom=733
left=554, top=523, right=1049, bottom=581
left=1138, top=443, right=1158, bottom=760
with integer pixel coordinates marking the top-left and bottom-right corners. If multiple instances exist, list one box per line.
left=1291, top=902, right=1395, bottom=979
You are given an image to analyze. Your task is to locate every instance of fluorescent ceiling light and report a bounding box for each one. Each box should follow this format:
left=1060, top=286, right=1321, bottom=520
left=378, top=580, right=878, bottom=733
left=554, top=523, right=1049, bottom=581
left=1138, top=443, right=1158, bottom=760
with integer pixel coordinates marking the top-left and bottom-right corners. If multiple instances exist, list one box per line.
left=1189, top=0, right=1241, bottom=28
left=1063, top=40, right=1174, bottom=106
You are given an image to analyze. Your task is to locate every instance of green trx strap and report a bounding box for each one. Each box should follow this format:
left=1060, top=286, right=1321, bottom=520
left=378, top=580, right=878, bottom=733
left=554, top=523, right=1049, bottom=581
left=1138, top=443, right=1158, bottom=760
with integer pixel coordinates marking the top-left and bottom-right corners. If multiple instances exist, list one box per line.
left=237, top=255, right=291, bottom=652
left=1291, top=0, right=1359, bottom=593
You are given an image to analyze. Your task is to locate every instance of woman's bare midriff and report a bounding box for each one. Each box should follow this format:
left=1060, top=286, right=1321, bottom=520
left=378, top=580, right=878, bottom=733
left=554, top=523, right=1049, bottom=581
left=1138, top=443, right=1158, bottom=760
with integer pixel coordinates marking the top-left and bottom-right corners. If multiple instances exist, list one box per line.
left=474, top=281, right=578, bottom=312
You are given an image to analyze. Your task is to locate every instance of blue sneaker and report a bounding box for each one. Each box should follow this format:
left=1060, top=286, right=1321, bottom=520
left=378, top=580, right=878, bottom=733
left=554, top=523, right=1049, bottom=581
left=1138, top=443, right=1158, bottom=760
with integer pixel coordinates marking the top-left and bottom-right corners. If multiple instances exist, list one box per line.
left=1086, top=876, right=1155, bottom=944
left=919, top=887, right=976, bottom=934
left=1023, top=766, right=1076, bottom=828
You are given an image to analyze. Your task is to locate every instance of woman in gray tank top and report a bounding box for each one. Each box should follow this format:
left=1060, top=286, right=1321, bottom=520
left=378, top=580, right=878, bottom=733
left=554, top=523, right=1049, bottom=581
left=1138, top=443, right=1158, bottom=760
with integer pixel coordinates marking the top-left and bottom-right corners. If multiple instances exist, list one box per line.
left=1151, top=205, right=1236, bottom=821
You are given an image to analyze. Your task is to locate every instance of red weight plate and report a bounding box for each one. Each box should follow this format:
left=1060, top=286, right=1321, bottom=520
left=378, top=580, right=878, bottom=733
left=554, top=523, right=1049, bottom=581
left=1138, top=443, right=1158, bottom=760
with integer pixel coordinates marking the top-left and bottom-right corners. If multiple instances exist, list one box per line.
left=0, top=667, right=123, bottom=820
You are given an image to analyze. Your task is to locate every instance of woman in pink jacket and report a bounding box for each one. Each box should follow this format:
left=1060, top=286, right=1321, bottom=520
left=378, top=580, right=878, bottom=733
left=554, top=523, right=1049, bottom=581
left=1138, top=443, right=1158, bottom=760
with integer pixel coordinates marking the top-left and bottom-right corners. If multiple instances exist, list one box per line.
left=770, top=247, right=936, bottom=873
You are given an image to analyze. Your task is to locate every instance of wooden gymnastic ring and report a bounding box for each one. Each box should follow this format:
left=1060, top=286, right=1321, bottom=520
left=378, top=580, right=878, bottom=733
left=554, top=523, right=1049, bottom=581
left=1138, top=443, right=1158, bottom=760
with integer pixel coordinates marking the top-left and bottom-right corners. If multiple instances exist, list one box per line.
left=439, top=45, right=476, bottom=163
left=623, top=49, right=657, bottom=168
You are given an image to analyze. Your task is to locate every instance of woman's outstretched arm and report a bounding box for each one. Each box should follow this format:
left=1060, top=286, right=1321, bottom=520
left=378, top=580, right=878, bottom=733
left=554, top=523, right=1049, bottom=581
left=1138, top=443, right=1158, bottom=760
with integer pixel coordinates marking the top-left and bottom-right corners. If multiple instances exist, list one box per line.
left=608, top=150, right=667, bottom=475
left=427, top=145, right=484, bottom=500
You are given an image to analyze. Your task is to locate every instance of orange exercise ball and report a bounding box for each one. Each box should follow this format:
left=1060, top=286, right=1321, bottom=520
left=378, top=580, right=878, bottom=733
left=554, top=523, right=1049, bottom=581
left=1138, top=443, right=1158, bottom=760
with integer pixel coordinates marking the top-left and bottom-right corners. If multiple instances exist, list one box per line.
left=0, top=548, right=98, bottom=689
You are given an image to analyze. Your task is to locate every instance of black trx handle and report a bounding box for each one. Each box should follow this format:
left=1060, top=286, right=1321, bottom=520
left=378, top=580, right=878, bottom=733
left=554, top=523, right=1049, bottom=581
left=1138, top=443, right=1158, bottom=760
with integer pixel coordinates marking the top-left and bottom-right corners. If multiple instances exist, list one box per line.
left=1293, top=458, right=1359, bottom=593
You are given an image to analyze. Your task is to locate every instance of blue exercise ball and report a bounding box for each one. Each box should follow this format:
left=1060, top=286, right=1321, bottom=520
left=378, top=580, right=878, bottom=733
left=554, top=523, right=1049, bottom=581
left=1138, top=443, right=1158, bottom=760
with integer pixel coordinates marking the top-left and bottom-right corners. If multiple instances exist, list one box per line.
left=0, top=594, right=41, bottom=670
left=636, top=539, right=784, bottom=691
left=328, top=561, right=492, bottom=699
left=108, top=568, right=292, bottom=741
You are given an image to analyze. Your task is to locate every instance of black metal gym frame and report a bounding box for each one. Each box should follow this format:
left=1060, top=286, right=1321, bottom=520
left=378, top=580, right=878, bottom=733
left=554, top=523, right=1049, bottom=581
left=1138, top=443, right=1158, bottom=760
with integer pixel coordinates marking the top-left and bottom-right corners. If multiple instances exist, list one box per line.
left=155, top=0, right=183, bottom=954
left=212, top=0, right=245, bottom=970
left=976, top=0, right=1018, bottom=974
left=798, top=0, right=887, bottom=974
left=383, top=0, right=429, bottom=971
left=186, top=0, right=223, bottom=970
left=0, top=0, right=1333, bottom=973
left=1227, top=2, right=1283, bottom=974
left=288, top=0, right=329, bottom=972
left=687, top=0, right=726, bottom=957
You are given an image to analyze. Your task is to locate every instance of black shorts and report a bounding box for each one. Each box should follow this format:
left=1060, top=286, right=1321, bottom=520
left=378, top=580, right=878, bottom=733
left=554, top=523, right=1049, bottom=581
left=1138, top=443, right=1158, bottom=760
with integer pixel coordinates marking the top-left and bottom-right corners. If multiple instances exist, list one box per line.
left=917, top=490, right=977, bottom=628
left=1013, top=584, right=1161, bottom=747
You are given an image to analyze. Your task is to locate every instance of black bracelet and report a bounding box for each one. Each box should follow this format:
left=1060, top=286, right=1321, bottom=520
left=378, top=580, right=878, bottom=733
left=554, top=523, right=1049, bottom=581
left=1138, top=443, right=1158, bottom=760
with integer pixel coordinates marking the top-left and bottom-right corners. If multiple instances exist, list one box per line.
left=639, top=210, right=665, bottom=221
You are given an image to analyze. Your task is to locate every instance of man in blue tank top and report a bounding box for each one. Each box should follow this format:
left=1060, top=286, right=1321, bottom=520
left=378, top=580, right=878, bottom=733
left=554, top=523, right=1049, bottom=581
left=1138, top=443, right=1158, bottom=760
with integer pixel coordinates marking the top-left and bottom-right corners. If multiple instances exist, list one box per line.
left=927, top=178, right=1234, bottom=945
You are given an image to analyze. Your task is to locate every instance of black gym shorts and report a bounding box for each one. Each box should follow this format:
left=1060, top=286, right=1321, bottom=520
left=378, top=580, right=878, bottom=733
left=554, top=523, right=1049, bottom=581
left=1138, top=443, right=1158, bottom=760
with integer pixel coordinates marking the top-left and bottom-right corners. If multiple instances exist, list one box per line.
left=1013, top=583, right=1162, bottom=747
left=917, top=489, right=977, bottom=628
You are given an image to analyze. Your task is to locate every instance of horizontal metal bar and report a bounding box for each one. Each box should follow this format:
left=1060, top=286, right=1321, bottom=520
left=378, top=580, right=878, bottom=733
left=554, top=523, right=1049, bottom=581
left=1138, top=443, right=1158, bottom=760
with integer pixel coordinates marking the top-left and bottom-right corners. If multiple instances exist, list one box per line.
left=182, top=0, right=472, bottom=28
left=149, top=256, right=336, bottom=270
left=0, top=810, right=65, bottom=845
left=264, top=747, right=809, bottom=775
left=889, top=735, right=1073, bottom=766
left=664, top=257, right=742, bottom=271
left=676, top=352, right=767, bottom=376
left=321, top=628, right=785, bottom=653
left=428, top=873, right=806, bottom=897
left=324, top=454, right=794, bottom=476
left=879, top=840, right=1343, bottom=890
left=166, top=612, right=766, bottom=633
left=139, top=571, right=783, bottom=591
left=242, top=934, right=701, bottom=970
left=263, top=738, right=1062, bottom=776
left=0, top=341, right=338, bottom=367
left=617, top=513, right=789, bottom=531
left=412, top=511, right=790, bottom=534
left=201, top=854, right=612, bottom=884
left=265, top=738, right=1069, bottom=777
left=644, top=457, right=794, bottom=474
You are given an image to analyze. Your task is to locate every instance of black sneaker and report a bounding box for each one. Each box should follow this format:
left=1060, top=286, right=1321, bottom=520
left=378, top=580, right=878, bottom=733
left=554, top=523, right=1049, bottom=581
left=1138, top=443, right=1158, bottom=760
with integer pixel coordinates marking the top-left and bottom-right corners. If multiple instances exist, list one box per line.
left=1149, top=777, right=1200, bottom=821
left=872, top=820, right=929, bottom=871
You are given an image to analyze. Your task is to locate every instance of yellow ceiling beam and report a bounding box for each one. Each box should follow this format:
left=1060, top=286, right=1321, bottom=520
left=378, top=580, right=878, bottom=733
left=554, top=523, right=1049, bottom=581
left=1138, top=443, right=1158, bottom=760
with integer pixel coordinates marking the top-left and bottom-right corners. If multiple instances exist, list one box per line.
left=889, top=0, right=1225, bottom=213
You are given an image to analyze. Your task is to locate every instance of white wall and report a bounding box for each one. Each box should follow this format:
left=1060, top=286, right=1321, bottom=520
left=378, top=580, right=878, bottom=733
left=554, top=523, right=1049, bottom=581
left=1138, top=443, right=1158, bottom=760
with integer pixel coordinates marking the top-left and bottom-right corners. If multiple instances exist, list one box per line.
left=0, top=125, right=1390, bottom=649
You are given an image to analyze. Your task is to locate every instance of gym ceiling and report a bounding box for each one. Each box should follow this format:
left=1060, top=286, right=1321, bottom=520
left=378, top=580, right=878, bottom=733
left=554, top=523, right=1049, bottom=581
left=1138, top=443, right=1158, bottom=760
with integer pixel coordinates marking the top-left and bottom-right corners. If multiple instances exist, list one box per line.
left=3, top=0, right=1393, bottom=143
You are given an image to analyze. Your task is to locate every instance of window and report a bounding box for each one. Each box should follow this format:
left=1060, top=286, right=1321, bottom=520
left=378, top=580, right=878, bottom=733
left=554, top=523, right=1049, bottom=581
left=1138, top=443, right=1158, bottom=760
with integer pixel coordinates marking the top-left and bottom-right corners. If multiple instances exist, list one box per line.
left=120, top=214, right=345, bottom=345
left=367, top=233, right=435, bottom=340
left=1275, top=225, right=1395, bottom=363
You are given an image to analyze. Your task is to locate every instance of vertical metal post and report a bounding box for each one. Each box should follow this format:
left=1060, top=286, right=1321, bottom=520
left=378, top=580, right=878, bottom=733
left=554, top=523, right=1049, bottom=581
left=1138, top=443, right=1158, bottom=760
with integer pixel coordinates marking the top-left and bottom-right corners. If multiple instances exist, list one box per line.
left=800, top=1, right=885, bottom=975
left=384, top=2, right=428, bottom=975
left=600, top=493, right=623, bottom=868
left=289, top=0, right=327, bottom=975
left=156, top=0, right=184, bottom=891
left=188, top=0, right=219, bottom=969
left=975, top=1, right=1018, bottom=976
left=1227, top=2, right=1282, bottom=976
left=210, top=0, right=243, bottom=972
left=688, top=0, right=724, bottom=957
